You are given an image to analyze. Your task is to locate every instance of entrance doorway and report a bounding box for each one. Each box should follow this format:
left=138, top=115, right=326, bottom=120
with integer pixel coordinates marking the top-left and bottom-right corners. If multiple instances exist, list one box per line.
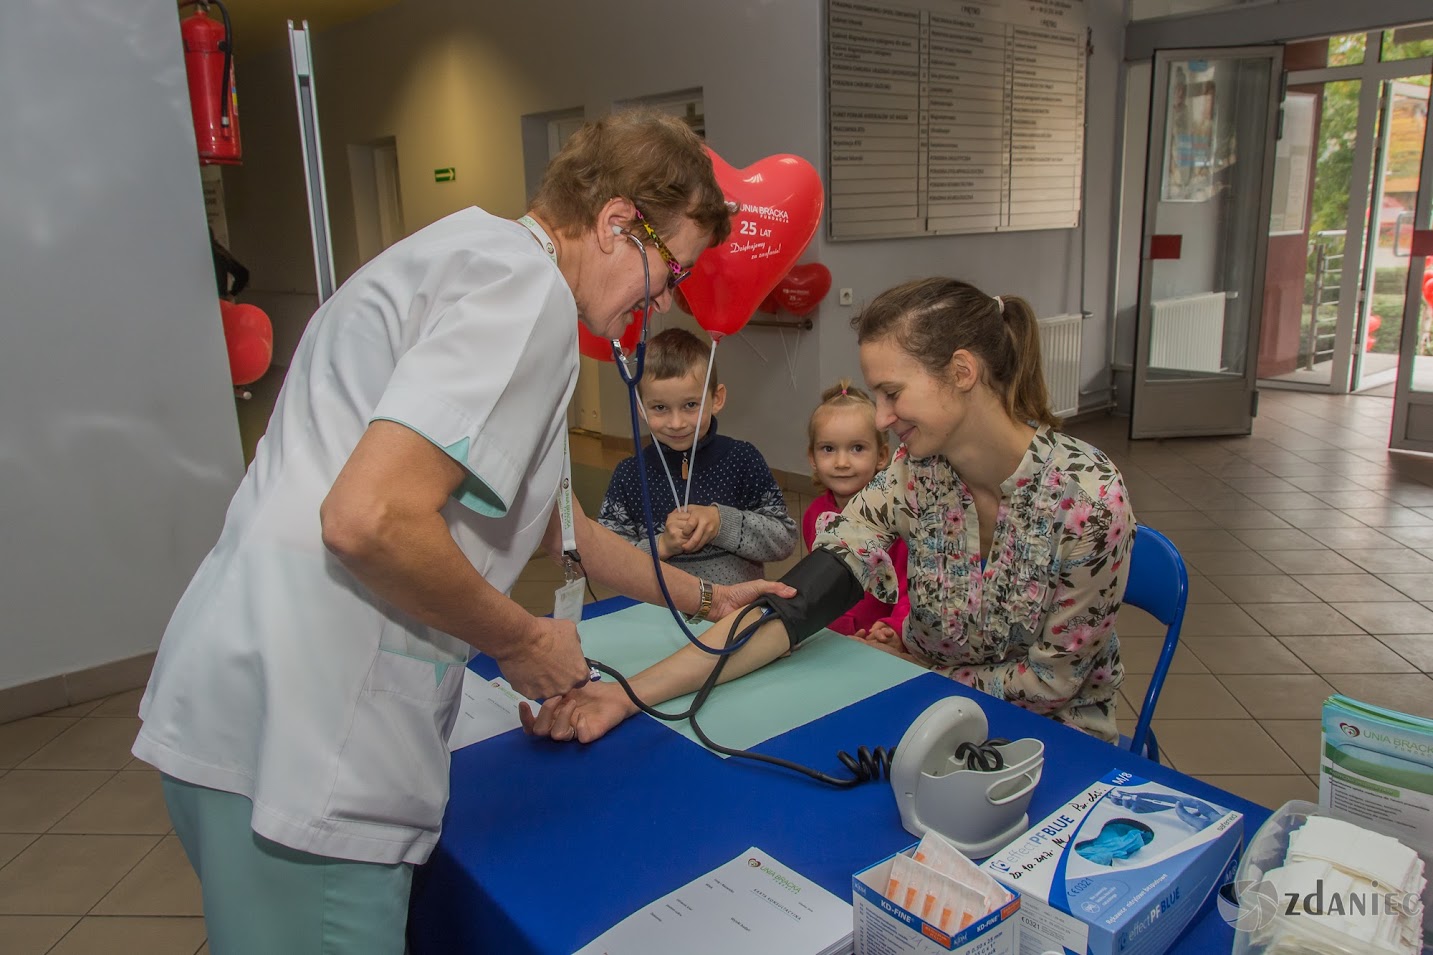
left=1257, top=28, right=1433, bottom=396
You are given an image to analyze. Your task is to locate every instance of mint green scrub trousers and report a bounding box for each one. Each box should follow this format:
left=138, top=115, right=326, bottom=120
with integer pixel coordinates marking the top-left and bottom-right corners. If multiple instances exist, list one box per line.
left=162, top=775, right=413, bottom=955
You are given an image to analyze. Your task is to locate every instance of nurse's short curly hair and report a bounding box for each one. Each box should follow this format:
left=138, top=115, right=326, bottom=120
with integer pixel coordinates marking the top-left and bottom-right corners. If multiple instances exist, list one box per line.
left=531, top=108, right=731, bottom=246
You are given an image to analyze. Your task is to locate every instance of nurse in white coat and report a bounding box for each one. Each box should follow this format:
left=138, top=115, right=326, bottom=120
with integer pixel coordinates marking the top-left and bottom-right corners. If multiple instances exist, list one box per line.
left=132, top=109, right=790, bottom=954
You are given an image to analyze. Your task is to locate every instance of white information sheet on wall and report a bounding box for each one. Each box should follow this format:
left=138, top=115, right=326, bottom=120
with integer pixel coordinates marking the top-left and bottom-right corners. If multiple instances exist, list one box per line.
left=827, top=0, right=1087, bottom=239
left=573, top=847, right=854, bottom=955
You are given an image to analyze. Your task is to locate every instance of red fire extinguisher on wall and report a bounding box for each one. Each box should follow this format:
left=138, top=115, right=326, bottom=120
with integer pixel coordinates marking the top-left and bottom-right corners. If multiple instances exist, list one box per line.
left=180, top=1, right=241, bottom=165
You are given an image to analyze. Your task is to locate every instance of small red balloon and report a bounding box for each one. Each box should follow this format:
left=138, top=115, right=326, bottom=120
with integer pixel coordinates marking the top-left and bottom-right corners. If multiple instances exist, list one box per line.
left=681, top=148, right=824, bottom=339
left=775, top=263, right=832, bottom=317
left=1422, top=270, right=1433, bottom=310
left=219, top=300, right=273, bottom=386
left=577, top=309, right=643, bottom=362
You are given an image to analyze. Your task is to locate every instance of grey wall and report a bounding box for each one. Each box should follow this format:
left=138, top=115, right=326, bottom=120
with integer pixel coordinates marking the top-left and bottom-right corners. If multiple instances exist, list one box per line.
left=0, top=0, right=246, bottom=690
left=224, top=0, right=1127, bottom=475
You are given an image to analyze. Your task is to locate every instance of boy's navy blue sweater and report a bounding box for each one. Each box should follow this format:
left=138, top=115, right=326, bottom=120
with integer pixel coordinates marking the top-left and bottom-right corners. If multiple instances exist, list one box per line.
left=597, top=418, right=797, bottom=585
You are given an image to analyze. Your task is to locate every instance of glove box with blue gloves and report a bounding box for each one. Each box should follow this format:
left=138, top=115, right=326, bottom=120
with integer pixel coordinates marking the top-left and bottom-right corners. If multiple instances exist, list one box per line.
left=979, top=769, right=1243, bottom=955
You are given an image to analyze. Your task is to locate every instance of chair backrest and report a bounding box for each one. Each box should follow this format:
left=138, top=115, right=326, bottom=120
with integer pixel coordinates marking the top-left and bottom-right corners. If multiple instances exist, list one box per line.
left=1120, top=525, right=1189, bottom=758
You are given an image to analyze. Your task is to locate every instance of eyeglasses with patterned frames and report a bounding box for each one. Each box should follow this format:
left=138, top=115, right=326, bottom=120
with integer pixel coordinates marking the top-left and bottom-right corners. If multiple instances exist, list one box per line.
left=631, top=205, right=691, bottom=290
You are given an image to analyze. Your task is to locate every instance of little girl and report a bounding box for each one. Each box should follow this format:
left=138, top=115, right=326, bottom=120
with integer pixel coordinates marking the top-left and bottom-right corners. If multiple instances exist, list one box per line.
left=802, top=381, right=909, bottom=641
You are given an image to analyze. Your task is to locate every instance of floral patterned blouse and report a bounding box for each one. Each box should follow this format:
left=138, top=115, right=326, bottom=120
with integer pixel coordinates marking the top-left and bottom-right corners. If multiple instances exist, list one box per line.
left=813, top=426, right=1133, bottom=742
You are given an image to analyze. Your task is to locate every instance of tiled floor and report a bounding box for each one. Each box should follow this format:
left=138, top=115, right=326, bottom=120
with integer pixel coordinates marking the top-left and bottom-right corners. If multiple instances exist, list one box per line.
left=6, top=388, right=1433, bottom=951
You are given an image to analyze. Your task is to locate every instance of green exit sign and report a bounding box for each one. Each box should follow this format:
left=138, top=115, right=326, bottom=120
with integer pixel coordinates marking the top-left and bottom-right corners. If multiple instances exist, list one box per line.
left=434, top=167, right=456, bottom=182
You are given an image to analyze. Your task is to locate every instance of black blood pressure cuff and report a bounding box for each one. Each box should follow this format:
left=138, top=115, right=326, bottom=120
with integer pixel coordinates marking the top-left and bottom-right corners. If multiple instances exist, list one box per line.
left=752, top=548, right=866, bottom=649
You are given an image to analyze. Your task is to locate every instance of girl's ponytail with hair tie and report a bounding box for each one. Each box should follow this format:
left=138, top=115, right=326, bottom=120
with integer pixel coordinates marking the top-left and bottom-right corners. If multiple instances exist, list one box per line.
left=992, top=294, right=1004, bottom=313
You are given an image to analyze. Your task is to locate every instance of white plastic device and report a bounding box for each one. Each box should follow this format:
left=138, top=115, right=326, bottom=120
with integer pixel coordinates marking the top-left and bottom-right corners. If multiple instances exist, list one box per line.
left=891, top=698, right=1044, bottom=859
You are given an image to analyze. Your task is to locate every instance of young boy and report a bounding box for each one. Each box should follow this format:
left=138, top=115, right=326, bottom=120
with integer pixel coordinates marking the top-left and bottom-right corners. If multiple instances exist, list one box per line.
left=598, top=328, right=797, bottom=585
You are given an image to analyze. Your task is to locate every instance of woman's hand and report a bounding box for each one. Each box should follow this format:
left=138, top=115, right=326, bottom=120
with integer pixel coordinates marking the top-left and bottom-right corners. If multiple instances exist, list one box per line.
left=519, top=682, right=637, bottom=743
left=709, top=579, right=796, bottom=621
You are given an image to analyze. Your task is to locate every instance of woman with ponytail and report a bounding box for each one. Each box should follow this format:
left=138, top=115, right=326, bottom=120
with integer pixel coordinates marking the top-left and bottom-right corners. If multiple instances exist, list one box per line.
left=525, top=277, right=1133, bottom=747
left=826, top=277, right=1133, bottom=741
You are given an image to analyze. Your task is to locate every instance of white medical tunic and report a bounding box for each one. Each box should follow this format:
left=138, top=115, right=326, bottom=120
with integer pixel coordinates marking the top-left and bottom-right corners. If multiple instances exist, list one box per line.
left=134, top=208, right=578, bottom=866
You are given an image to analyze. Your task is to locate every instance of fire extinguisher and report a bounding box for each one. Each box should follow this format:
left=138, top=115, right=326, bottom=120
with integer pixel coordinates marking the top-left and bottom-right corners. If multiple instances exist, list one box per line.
left=179, top=1, right=241, bottom=165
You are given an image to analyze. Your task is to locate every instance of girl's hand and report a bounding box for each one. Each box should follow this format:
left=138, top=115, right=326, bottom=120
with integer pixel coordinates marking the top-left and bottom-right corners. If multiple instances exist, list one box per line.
left=855, top=621, right=901, bottom=647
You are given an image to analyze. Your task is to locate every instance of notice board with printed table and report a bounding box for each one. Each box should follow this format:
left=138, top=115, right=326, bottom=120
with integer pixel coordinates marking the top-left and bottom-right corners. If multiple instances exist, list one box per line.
left=826, top=0, right=1087, bottom=239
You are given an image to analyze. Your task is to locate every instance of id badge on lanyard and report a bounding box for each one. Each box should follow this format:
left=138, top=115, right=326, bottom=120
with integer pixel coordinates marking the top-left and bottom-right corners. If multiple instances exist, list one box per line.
left=554, top=432, right=584, bottom=624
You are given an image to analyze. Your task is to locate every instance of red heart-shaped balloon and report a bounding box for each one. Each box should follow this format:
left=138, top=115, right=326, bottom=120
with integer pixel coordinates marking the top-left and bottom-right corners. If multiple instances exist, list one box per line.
left=577, top=308, right=644, bottom=362
left=775, top=263, right=832, bottom=317
left=682, top=148, right=824, bottom=339
left=757, top=290, right=780, bottom=314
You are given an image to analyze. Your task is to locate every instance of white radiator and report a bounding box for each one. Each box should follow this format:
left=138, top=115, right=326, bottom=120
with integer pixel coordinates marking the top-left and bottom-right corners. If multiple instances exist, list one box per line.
left=1038, top=314, right=1081, bottom=418
left=1149, top=292, right=1227, bottom=373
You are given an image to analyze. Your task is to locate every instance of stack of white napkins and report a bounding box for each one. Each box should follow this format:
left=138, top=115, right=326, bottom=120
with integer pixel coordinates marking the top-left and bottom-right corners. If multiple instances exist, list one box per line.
left=1251, top=816, right=1426, bottom=954
left=883, top=831, right=1012, bottom=934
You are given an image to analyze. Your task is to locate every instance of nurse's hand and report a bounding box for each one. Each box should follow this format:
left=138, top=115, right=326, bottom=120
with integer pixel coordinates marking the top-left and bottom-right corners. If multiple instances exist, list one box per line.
left=709, top=579, right=797, bottom=621
left=519, top=682, right=636, bottom=744
left=495, top=617, right=590, bottom=701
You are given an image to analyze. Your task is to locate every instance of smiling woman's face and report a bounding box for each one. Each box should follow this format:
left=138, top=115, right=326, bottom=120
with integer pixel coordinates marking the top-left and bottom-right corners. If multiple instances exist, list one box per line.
left=860, top=336, right=965, bottom=460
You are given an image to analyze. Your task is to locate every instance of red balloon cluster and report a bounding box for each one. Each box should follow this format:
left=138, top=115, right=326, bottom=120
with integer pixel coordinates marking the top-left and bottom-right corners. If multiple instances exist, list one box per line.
left=679, top=148, right=824, bottom=339
left=573, top=146, right=826, bottom=355
left=219, top=300, right=273, bottom=386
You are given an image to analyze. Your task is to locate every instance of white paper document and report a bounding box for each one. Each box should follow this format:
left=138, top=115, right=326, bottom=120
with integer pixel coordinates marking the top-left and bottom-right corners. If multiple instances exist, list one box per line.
left=446, top=668, right=536, bottom=752
left=574, top=847, right=853, bottom=955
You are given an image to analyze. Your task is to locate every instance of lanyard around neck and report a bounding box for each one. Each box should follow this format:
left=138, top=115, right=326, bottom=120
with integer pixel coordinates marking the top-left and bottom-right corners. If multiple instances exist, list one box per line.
left=517, top=214, right=577, bottom=555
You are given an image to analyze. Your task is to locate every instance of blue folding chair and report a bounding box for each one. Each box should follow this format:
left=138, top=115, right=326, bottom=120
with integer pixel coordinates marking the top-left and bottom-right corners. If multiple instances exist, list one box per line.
left=1118, top=524, right=1189, bottom=764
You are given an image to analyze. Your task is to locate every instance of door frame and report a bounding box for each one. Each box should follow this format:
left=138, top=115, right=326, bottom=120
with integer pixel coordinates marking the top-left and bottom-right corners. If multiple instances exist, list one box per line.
left=1131, top=45, right=1284, bottom=439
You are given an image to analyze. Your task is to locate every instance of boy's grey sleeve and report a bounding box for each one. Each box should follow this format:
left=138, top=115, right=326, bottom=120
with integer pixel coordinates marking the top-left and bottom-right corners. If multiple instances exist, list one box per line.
left=712, top=502, right=799, bottom=562
left=710, top=449, right=798, bottom=562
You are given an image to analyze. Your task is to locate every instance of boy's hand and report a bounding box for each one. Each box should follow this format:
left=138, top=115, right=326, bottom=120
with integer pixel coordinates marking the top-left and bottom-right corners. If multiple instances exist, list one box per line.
left=680, top=504, right=721, bottom=553
left=658, top=511, right=696, bottom=559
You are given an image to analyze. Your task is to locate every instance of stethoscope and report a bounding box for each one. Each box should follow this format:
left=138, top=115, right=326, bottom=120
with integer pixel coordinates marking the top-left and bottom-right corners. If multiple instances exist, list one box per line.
left=596, top=227, right=769, bottom=658
left=556, top=224, right=896, bottom=788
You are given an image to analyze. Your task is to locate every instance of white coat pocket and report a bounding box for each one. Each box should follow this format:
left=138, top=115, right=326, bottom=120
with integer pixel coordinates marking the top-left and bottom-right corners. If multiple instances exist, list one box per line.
left=326, top=649, right=463, bottom=833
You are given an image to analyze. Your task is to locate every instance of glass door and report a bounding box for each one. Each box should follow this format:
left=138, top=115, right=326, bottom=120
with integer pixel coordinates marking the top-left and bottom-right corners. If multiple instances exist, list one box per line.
left=1131, top=47, right=1284, bottom=438
left=1389, top=65, right=1433, bottom=451
left=1353, top=78, right=1432, bottom=392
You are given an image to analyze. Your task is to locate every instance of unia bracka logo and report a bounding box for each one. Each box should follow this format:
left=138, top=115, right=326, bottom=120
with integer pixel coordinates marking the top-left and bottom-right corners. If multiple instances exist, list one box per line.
left=1339, top=722, right=1361, bottom=739
left=748, top=858, right=762, bottom=868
